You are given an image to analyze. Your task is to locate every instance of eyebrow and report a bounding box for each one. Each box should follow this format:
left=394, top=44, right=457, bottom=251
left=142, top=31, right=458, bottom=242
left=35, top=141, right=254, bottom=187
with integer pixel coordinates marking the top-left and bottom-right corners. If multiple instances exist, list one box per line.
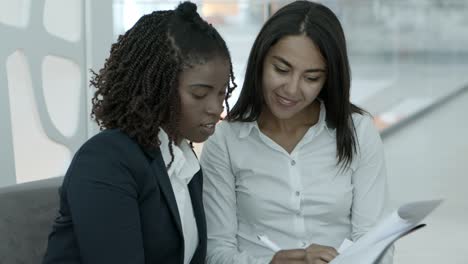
left=189, top=81, right=230, bottom=90
left=272, top=55, right=326, bottom=73
left=189, top=84, right=213, bottom=89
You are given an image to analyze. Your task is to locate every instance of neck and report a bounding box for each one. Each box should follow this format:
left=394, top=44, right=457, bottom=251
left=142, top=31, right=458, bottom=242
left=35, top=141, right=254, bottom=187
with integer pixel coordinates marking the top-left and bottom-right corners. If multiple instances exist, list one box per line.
left=258, top=100, right=321, bottom=134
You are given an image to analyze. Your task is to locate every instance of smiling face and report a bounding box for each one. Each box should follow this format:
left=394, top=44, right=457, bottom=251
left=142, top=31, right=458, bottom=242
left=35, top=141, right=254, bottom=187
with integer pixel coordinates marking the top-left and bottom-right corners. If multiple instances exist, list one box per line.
left=262, top=34, right=327, bottom=121
left=177, top=56, right=230, bottom=143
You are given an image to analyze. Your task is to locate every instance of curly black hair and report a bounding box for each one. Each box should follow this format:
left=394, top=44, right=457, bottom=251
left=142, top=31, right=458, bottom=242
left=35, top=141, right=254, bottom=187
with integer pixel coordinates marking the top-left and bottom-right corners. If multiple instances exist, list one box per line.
left=90, top=1, right=236, bottom=165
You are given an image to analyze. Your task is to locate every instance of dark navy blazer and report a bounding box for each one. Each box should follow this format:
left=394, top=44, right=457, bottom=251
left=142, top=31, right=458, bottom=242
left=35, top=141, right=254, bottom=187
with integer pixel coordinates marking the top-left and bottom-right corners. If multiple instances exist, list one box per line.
left=42, top=129, right=207, bottom=264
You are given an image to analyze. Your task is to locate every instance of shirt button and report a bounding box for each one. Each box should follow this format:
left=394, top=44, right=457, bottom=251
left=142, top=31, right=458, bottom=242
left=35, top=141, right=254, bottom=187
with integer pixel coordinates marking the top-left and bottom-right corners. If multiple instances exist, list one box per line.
left=291, top=160, right=296, bottom=166
left=295, top=191, right=301, bottom=196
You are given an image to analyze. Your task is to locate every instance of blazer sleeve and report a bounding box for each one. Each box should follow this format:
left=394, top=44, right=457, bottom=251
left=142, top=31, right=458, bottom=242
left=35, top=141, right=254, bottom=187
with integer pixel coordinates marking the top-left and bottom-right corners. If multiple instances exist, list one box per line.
left=64, top=135, right=145, bottom=264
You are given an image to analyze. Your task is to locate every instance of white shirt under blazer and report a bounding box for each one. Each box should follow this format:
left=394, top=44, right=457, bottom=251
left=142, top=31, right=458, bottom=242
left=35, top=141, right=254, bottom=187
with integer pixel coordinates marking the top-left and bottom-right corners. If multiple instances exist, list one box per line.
left=159, top=130, right=199, bottom=264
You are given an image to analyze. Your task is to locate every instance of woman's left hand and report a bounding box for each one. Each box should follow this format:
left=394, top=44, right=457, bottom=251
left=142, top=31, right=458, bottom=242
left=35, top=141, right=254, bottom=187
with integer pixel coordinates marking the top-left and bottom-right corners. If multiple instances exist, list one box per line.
left=304, top=243, right=338, bottom=264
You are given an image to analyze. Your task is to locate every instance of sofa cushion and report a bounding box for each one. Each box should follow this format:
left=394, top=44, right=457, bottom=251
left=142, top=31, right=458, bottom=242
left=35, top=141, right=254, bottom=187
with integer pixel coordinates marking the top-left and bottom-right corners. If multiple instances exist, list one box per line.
left=0, top=177, right=63, bottom=263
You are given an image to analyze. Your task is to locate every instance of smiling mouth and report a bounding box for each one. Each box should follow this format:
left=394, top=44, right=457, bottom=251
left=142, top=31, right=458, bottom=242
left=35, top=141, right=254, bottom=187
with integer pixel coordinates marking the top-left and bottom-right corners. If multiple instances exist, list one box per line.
left=276, top=94, right=298, bottom=106
left=200, top=123, right=216, bottom=136
left=201, top=123, right=215, bottom=129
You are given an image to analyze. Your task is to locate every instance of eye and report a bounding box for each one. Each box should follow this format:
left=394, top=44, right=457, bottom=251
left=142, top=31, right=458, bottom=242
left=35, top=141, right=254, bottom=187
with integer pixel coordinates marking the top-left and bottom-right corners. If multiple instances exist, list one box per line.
left=273, top=64, right=289, bottom=73
left=219, top=87, right=230, bottom=98
left=192, top=93, right=207, bottom=99
left=305, top=76, right=320, bottom=82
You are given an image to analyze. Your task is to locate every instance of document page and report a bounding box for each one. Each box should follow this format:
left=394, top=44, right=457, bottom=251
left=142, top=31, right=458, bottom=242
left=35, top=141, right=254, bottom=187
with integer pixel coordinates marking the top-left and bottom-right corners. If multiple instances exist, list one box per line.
left=331, top=199, right=443, bottom=264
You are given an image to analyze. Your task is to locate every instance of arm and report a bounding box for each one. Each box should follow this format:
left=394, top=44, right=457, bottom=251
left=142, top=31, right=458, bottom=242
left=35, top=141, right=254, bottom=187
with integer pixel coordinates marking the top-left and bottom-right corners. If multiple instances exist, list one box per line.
left=65, top=137, right=145, bottom=263
left=200, top=128, right=271, bottom=264
left=351, top=115, right=394, bottom=264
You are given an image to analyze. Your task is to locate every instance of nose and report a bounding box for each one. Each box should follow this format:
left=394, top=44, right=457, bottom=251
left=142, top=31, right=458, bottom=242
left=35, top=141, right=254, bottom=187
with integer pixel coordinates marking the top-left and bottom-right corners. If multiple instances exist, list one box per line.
left=205, top=96, right=224, bottom=116
left=283, top=75, right=300, bottom=97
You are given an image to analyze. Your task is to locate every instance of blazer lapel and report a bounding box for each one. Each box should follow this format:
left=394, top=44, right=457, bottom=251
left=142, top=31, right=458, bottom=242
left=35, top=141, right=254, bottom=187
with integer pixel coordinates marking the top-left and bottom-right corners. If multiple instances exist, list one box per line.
left=148, top=148, right=183, bottom=237
left=188, top=170, right=207, bottom=261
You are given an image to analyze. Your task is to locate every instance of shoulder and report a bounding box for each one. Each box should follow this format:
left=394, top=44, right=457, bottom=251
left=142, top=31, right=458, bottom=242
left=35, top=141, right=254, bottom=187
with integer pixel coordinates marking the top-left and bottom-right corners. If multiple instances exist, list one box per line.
left=201, top=120, right=251, bottom=159
left=64, top=130, right=151, bottom=194
left=352, top=111, right=374, bottom=130
left=73, top=129, right=148, bottom=171
left=210, top=120, right=246, bottom=141
left=209, top=120, right=258, bottom=145
left=81, top=129, right=141, bottom=155
left=215, top=120, right=244, bottom=134
left=351, top=112, right=383, bottom=151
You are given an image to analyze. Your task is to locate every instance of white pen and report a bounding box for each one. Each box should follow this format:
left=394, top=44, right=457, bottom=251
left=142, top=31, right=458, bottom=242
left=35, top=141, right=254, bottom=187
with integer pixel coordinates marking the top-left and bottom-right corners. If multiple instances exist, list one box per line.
left=257, top=234, right=282, bottom=252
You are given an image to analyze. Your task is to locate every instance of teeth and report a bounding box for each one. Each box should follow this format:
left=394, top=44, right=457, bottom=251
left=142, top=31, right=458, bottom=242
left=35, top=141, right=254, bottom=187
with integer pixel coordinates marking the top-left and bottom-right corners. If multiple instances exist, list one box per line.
left=277, top=95, right=296, bottom=106
left=203, top=124, right=214, bottom=128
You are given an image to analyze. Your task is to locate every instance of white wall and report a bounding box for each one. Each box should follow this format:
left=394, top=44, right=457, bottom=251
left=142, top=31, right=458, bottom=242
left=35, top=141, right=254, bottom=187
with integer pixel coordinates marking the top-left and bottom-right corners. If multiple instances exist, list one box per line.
left=0, top=0, right=113, bottom=187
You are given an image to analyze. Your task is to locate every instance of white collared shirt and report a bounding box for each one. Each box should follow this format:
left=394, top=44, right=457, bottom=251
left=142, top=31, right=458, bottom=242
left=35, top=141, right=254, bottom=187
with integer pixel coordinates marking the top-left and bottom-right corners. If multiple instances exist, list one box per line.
left=200, top=102, right=392, bottom=264
left=159, top=130, right=200, bottom=264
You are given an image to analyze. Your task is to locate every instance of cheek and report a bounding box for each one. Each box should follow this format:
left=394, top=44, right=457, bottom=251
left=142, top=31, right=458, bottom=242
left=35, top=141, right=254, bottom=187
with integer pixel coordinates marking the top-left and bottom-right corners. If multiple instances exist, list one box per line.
left=262, top=69, right=282, bottom=93
left=304, top=83, right=324, bottom=101
left=178, top=95, right=197, bottom=125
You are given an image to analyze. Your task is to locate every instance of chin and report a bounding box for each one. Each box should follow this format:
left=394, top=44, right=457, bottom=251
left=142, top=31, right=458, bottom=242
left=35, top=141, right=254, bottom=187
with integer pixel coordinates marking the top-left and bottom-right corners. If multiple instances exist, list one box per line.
left=187, top=135, right=209, bottom=143
left=190, top=138, right=205, bottom=143
left=270, top=108, right=299, bottom=120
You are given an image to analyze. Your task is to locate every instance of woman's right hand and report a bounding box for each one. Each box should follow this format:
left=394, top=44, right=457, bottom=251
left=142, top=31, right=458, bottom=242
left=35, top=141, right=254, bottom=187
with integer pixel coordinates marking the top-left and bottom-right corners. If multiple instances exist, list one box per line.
left=270, top=249, right=307, bottom=264
left=269, top=244, right=338, bottom=264
left=304, top=244, right=338, bottom=264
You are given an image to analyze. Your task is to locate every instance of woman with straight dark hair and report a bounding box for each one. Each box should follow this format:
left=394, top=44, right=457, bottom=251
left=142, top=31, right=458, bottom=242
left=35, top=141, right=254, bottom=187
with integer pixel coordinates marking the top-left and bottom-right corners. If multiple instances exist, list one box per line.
left=200, top=1, right=392, bottom=263
left=42, top=2, right=236, bottom=263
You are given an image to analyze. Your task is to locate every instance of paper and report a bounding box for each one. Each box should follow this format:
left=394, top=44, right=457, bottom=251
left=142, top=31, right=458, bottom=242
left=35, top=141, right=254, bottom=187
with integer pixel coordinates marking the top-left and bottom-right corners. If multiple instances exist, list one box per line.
left=337, top=238, right=354, bottom=253
left=330, top=199, right=442, bottom=264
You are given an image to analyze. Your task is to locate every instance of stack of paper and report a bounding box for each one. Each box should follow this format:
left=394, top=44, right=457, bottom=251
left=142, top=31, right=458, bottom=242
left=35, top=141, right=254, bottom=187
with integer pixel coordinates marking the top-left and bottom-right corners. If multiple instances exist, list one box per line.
left=331, top=199, right=443, bottom=264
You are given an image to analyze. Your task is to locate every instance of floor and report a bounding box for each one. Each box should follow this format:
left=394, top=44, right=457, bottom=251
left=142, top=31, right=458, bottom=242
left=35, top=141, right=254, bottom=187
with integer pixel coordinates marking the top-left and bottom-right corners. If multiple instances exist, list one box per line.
left=383, top=88, right=468, bottom=264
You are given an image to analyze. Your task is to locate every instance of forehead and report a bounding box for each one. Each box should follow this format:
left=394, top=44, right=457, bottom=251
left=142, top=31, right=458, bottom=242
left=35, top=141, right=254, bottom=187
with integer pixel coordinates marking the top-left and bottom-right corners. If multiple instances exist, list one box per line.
left=266, top=35, right=326, bottom=69
left=179, top=56, right=230, bottom=83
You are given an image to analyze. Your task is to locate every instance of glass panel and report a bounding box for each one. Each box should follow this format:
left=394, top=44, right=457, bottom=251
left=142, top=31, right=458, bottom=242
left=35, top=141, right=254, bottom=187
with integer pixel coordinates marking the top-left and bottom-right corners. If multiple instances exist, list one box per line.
left=0, top=0, right=31, bottom=28
left=111, top=0, right=468, bottom=135
left=42, top=55, right=82, bottom=138
left=6, top=51, right=71, bottom=183
left=43, top=0, right=82, bottom=42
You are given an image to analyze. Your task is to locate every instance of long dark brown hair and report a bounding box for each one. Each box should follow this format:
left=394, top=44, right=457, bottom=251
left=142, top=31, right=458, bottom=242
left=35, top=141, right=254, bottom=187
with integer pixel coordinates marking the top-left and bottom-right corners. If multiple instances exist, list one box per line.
left=228, top=1, right=363, bottom=168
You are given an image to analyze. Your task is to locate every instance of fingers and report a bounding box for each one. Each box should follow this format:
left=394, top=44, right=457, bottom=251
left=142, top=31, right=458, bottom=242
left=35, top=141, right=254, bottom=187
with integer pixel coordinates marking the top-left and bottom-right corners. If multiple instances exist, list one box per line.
left=271, top=245, right=338, bottom=264
left=322, top=246, right=338, bottom=259
left=319, top=252, right=336, bottom=262
left=305, top=244, right=338, bottom=263
left=306, top=244, right=338, bottom=255
left=275, top=249, right=307, bottom=260
left=271, top=249, right=309, bottom=264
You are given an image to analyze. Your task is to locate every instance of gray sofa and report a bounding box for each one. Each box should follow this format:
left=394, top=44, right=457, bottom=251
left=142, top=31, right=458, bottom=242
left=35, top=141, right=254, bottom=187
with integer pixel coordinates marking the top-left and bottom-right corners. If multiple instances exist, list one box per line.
left=0, top=177, right=63, bottom=264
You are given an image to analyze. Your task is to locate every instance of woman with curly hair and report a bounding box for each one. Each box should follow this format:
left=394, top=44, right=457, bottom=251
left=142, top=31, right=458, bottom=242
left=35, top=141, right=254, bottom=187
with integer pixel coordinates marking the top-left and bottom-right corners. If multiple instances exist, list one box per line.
left=42, top=2, right=236, bottom=264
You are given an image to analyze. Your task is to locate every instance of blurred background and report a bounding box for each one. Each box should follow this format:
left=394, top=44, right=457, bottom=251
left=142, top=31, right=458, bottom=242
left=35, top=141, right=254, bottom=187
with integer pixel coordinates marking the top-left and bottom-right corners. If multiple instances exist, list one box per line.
left=1, top=0, right=467, bottom=263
